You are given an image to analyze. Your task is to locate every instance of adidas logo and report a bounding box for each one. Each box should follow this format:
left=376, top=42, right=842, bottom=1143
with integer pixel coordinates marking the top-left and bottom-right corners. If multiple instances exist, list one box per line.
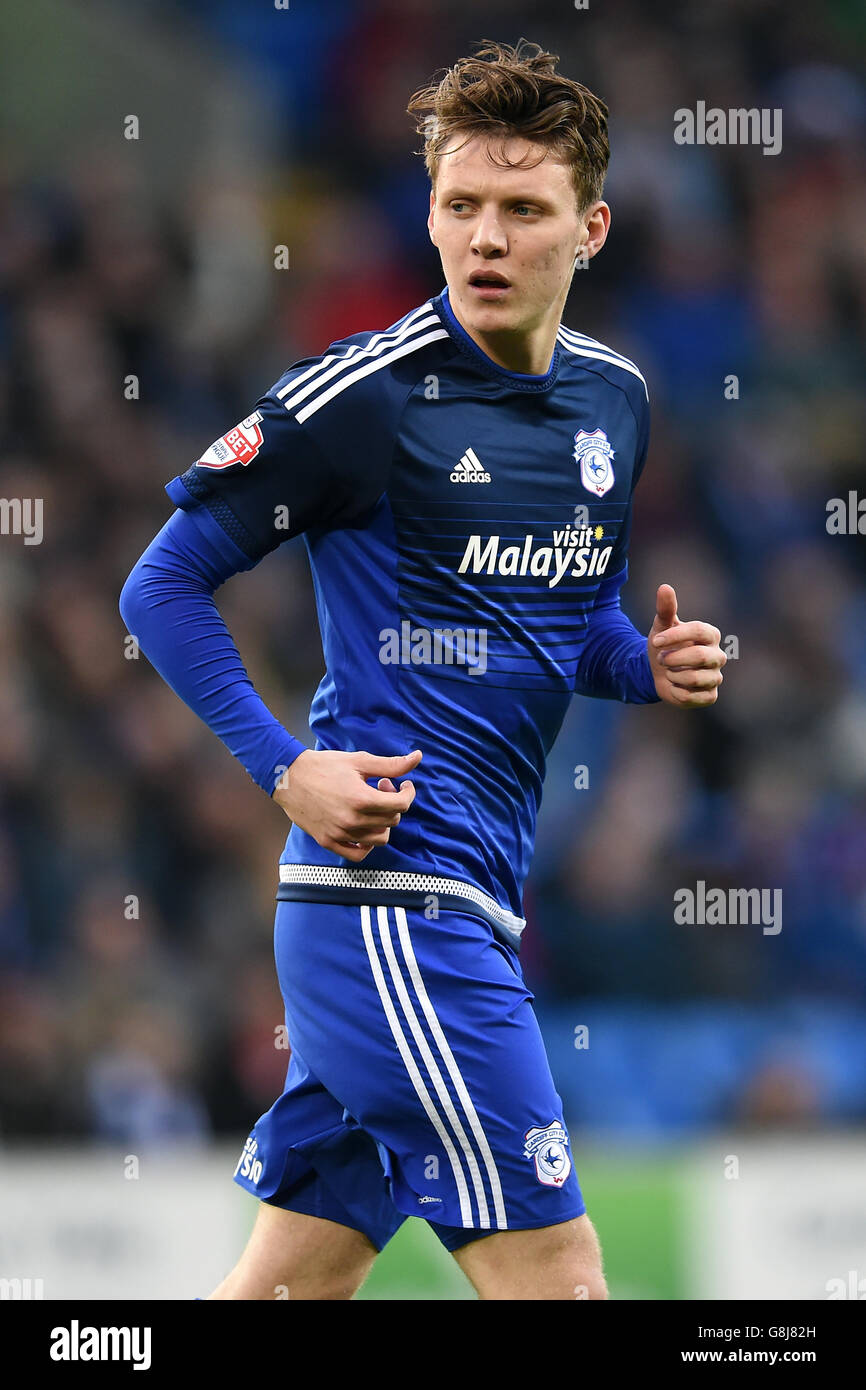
left=450, top=447, right=491, bottom=484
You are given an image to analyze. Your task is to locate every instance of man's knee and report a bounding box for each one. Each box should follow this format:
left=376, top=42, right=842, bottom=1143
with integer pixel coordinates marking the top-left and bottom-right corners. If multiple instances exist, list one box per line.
left=557, top=1214, right=608, bottom=1299
left=454, top=1212, right=609, bottom=1300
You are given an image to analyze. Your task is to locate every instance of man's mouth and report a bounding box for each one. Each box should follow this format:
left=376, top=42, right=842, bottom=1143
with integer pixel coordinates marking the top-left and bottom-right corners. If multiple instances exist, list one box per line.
left=468, top=271, right=511, bottom=298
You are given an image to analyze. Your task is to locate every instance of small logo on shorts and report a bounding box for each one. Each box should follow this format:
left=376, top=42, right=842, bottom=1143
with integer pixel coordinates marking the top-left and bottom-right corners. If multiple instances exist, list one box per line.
left=524, top=1122, right=572, bottom=1187
left=418, top=1195, right=442, bottom=1205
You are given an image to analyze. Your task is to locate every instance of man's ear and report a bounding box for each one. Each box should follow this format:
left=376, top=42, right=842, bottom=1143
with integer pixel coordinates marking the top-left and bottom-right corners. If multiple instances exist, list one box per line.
left=427, top=189, right=436, bottom=245
left=581, top=201, right=611, bottom=261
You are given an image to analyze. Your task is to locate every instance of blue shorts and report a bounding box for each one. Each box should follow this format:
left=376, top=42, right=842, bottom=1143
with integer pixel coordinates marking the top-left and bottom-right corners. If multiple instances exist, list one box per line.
left=232, top=899, right=585, bottom=1252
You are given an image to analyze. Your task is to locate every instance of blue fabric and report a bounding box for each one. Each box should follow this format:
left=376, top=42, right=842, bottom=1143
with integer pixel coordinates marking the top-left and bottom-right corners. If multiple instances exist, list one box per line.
left=232, top=900, right=586, bottom=1248
left=121, top=288, right=658, bottom=924
left=119, top=506, right=306, bottom=794
left=574, top=565, right=659, bottom=703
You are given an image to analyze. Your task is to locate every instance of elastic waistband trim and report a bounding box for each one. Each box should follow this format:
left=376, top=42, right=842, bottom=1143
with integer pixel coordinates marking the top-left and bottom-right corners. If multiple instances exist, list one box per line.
left=276, top=865, right=525, bottom=947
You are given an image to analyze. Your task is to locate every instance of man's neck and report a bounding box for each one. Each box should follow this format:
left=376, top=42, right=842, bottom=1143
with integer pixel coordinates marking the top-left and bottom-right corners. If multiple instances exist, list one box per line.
left=445, top=289, right=561, bottom=376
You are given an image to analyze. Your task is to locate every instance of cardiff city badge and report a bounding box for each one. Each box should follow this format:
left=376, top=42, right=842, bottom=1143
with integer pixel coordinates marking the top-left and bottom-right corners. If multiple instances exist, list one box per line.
left=524, top=1121, right=572, bottom=1187
left=574, top=427, right=615, bottom=497
left=197, top=411, right=264, bottom=470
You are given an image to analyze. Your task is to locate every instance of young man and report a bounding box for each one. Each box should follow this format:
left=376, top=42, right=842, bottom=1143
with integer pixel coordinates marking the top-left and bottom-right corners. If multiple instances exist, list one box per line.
left=120, top=39, right=724, bottom=1300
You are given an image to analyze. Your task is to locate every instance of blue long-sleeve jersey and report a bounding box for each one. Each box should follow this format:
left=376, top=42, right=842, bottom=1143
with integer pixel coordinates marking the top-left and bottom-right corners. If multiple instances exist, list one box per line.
left=120, top=286, right=658, bottom=948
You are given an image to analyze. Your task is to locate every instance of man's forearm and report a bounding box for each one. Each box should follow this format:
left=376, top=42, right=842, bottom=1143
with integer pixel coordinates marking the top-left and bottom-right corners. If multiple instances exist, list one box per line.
left=119, top=508, right=306, bottom=793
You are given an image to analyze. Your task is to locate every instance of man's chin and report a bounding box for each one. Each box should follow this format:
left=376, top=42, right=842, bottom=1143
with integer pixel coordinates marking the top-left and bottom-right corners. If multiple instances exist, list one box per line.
left=454, top=290, right=520, bottom=331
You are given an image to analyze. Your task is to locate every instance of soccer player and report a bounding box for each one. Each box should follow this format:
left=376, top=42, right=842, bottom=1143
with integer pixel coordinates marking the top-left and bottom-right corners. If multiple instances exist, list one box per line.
left=120, top=39, right=725, bottom=1300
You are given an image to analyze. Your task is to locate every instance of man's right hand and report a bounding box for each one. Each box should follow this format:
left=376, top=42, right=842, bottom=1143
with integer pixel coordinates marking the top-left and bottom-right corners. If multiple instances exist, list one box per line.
left=273, top=748, right=422, bottom=862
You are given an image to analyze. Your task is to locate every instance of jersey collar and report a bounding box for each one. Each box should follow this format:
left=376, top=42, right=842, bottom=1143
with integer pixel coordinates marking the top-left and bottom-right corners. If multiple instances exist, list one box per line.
left=433, top=285, right=560, bottom=391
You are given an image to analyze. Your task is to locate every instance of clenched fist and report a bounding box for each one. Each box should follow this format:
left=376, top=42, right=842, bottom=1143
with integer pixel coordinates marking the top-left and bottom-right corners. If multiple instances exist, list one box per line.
left=647, top=584, right=726, bottom=708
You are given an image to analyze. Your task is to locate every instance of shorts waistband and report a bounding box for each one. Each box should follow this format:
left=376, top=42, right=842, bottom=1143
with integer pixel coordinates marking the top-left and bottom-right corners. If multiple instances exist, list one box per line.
left=276, top=865, right=525, bottom=951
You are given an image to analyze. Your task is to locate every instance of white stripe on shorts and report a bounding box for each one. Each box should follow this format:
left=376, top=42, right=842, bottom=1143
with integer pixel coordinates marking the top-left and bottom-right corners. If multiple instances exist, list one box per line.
left=375, top=906, right=491, bottom=1228
left=359, top=904, right=474, bottom=1227
left=393, top=905, right=508, bottom=1230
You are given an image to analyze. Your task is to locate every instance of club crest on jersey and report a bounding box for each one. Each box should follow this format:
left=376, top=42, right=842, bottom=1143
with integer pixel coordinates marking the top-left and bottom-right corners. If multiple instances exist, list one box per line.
left=197, top=411, right=264, bottom=470
left=524, top=1121, right=572, bottom=1187
left=574, top=428, right=615, bottom=497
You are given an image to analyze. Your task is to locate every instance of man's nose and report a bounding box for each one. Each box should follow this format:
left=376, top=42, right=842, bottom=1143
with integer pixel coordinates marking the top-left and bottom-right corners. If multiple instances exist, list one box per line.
left=470, top=214, right=507, bottom=256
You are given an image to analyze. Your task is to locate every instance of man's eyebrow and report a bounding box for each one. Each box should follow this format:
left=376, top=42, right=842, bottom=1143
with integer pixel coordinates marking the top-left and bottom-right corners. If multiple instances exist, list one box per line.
left=439, top=188, right=553, bottom=205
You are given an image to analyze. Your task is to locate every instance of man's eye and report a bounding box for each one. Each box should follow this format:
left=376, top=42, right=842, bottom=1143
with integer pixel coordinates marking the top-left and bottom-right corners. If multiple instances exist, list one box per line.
left=451, top=202, right=470, bottom=213
left=514, top=206, right=535, bottom=216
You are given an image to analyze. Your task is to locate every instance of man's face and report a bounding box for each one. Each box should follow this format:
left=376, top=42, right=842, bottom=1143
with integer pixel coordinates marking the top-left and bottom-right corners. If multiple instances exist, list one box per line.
left=427, top=133, right=608, bottom=339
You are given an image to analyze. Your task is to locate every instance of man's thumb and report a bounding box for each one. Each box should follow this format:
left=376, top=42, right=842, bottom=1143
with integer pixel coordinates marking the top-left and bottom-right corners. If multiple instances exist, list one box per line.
left=654, top=584, right=678, bottom=629
left=356, top=749, right=423, bottom=779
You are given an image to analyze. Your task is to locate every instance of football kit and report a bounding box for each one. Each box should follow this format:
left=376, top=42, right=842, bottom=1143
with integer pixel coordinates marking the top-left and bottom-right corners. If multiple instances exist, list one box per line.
left=120, top=284, right=658, bottom=1249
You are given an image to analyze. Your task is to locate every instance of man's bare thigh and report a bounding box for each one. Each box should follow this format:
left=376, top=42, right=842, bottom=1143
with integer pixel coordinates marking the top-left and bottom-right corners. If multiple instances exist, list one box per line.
left=209, top=1200, right=378, bottom=1301
left=453, top=1213, right=607, bottom=1300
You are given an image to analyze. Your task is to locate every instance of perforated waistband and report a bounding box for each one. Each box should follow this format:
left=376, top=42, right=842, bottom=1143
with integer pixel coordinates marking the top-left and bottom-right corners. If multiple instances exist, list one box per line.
left=276, top=864, right=525, bottom=950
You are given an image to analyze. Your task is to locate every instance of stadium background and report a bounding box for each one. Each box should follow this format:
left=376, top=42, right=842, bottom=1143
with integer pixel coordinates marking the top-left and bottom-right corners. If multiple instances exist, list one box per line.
left=1, top=0, right=865, bottom=1299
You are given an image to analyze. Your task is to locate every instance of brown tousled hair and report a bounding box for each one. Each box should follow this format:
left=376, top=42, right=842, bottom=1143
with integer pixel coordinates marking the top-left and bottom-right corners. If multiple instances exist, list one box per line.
left=407, top=39, right=609, bottom=214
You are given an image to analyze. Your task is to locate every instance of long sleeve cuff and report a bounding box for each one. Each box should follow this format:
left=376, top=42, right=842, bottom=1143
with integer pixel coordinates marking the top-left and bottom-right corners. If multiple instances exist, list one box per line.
left=574, top=568, right=661, bottom=704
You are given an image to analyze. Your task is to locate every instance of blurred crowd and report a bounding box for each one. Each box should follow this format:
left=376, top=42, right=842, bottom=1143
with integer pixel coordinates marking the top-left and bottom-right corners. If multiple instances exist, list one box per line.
left=1, top=0, right=865, bottom=1148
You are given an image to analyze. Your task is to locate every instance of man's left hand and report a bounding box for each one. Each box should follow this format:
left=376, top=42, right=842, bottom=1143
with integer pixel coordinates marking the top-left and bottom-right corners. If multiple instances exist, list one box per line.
left=647, top=583, right=726, bottom=707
